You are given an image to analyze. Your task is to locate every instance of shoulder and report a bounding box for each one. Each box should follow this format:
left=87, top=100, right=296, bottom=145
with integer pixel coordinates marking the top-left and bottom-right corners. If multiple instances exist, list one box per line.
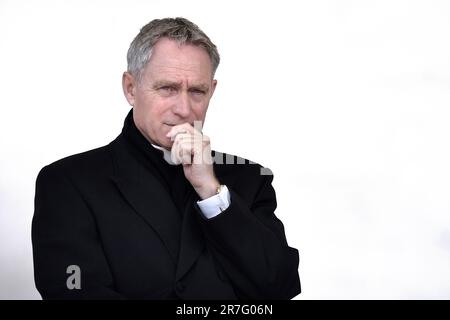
left=37, top=142, right=114, bottom=185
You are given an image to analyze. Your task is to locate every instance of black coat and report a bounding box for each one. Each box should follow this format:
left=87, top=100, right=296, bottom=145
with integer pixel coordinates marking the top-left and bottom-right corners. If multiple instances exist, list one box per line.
left=32, top=129, right=301, bottom=299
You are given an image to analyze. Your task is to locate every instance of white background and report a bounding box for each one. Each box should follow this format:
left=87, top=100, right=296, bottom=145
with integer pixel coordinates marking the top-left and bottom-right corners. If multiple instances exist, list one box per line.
left=1, top=0, right=450, bottom=299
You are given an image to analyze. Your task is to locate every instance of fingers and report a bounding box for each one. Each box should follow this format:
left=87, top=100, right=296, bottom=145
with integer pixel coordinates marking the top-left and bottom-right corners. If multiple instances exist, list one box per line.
left=171, top=133, right=211, bottom=165
left=167, top=123, right=202, bottom=165
left=166, top=123, right=202, bottom=141
left=171, top=133, right=192, bottom=165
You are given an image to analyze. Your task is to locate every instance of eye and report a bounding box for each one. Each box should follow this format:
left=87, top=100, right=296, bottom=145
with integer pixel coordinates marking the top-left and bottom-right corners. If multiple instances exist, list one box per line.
left=160, top=86, right=176, bottom=92
left=158, top=86, right=177, bottom=96
left=190, top=89, right=206, bottom=95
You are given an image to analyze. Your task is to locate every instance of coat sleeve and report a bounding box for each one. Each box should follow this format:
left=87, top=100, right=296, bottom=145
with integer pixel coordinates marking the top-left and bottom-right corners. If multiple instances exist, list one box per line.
left=196, top=170, right=301, bottom=299
left=32, top=164, right=125, bottom=299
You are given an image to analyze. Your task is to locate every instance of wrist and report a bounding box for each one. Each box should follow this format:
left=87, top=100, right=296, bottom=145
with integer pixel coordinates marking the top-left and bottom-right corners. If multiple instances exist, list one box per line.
left=197, top=179, right=221, bottom=200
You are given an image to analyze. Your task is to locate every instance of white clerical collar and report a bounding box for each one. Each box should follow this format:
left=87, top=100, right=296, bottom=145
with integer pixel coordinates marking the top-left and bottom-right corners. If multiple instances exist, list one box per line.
left=150, top=143, right=178, bottom=166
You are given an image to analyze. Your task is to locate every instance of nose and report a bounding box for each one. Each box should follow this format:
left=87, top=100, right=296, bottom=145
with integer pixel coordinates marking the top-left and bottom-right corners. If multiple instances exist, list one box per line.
left=172, top=91, right=191, bottom=118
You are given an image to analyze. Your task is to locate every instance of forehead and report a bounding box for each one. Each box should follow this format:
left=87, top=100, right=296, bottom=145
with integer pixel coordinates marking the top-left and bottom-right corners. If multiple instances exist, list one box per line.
left=144, top=38, right=213, bottom=81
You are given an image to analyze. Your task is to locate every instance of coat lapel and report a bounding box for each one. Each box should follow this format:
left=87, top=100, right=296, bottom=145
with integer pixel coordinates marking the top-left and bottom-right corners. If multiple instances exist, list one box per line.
left=175, top=188, right=205, bottom=281
left=109, top=136, right=182, bottom=263
left=108, top=134, right=212, bottom=281
left=174, top=154, right=228, bottom=281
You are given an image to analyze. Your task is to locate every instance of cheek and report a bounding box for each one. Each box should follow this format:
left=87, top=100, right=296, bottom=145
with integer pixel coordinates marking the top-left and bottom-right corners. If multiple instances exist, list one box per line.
left=192, top=104, right=209, bottom=119
left=136, top=95, right=167, bottom=117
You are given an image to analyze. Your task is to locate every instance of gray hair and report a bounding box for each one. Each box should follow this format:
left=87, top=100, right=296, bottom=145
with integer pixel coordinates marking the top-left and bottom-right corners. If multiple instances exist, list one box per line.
left=127, top=17, right=220, bottom=81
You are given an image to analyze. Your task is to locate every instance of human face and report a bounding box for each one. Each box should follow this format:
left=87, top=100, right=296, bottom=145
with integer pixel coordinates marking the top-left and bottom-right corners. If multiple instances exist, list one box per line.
left=122, top=38, right=217, bottom=150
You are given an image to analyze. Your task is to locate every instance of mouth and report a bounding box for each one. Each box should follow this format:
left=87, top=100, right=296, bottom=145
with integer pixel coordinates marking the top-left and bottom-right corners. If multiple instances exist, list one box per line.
left=164, top=122, right=194, bottom=127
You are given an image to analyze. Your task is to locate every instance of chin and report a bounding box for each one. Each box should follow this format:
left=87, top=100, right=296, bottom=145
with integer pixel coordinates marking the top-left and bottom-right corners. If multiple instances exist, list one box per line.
left=160, top=138, right=173, bottom=150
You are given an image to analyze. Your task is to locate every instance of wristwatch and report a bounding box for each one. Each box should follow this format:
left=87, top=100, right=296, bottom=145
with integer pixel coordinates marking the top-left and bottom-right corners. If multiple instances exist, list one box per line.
left=216, top=184, right=223, bottom=195
left=215, top=184, right=226, bottom=212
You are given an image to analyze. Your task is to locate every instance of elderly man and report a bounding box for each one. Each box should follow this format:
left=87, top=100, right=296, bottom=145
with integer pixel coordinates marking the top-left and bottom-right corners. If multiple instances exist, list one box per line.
left=32, top=17, right=301, bottom=299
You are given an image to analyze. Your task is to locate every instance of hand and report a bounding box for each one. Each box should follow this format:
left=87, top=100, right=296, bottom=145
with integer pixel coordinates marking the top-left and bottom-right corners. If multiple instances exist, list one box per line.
left=166, top=123, right=219, bottom=200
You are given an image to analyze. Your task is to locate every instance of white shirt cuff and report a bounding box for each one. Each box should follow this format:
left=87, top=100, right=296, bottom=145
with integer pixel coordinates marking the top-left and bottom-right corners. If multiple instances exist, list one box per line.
left=196, top=185, right=231, bottom=219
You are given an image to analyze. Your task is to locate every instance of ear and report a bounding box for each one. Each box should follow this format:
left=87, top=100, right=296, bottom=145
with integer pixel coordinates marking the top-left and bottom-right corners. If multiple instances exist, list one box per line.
left=122, top=72, right=137, bottom=106
left=209, top=79, right=218, bottom=99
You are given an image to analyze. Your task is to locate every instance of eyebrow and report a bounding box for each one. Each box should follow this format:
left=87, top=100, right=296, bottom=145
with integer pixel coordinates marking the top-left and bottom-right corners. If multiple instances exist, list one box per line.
left=152, top=80, right=209, bottom=91
left=190, top=84, right=210, bottom=92
left=152, top=80, right=181, bottom=89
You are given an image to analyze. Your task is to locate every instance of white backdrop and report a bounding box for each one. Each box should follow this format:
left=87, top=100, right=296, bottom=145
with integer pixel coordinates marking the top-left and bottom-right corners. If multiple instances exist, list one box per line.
left=1, top=0, right=450, bottom=299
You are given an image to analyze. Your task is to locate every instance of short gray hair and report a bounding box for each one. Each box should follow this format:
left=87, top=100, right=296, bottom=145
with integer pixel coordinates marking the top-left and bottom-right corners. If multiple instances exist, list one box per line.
left=127, top=17, right=220, bottom=81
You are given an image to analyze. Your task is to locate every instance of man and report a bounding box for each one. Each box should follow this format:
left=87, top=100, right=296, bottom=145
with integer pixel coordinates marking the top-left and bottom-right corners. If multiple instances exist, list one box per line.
left=32, top=17, right=301, bottom=299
